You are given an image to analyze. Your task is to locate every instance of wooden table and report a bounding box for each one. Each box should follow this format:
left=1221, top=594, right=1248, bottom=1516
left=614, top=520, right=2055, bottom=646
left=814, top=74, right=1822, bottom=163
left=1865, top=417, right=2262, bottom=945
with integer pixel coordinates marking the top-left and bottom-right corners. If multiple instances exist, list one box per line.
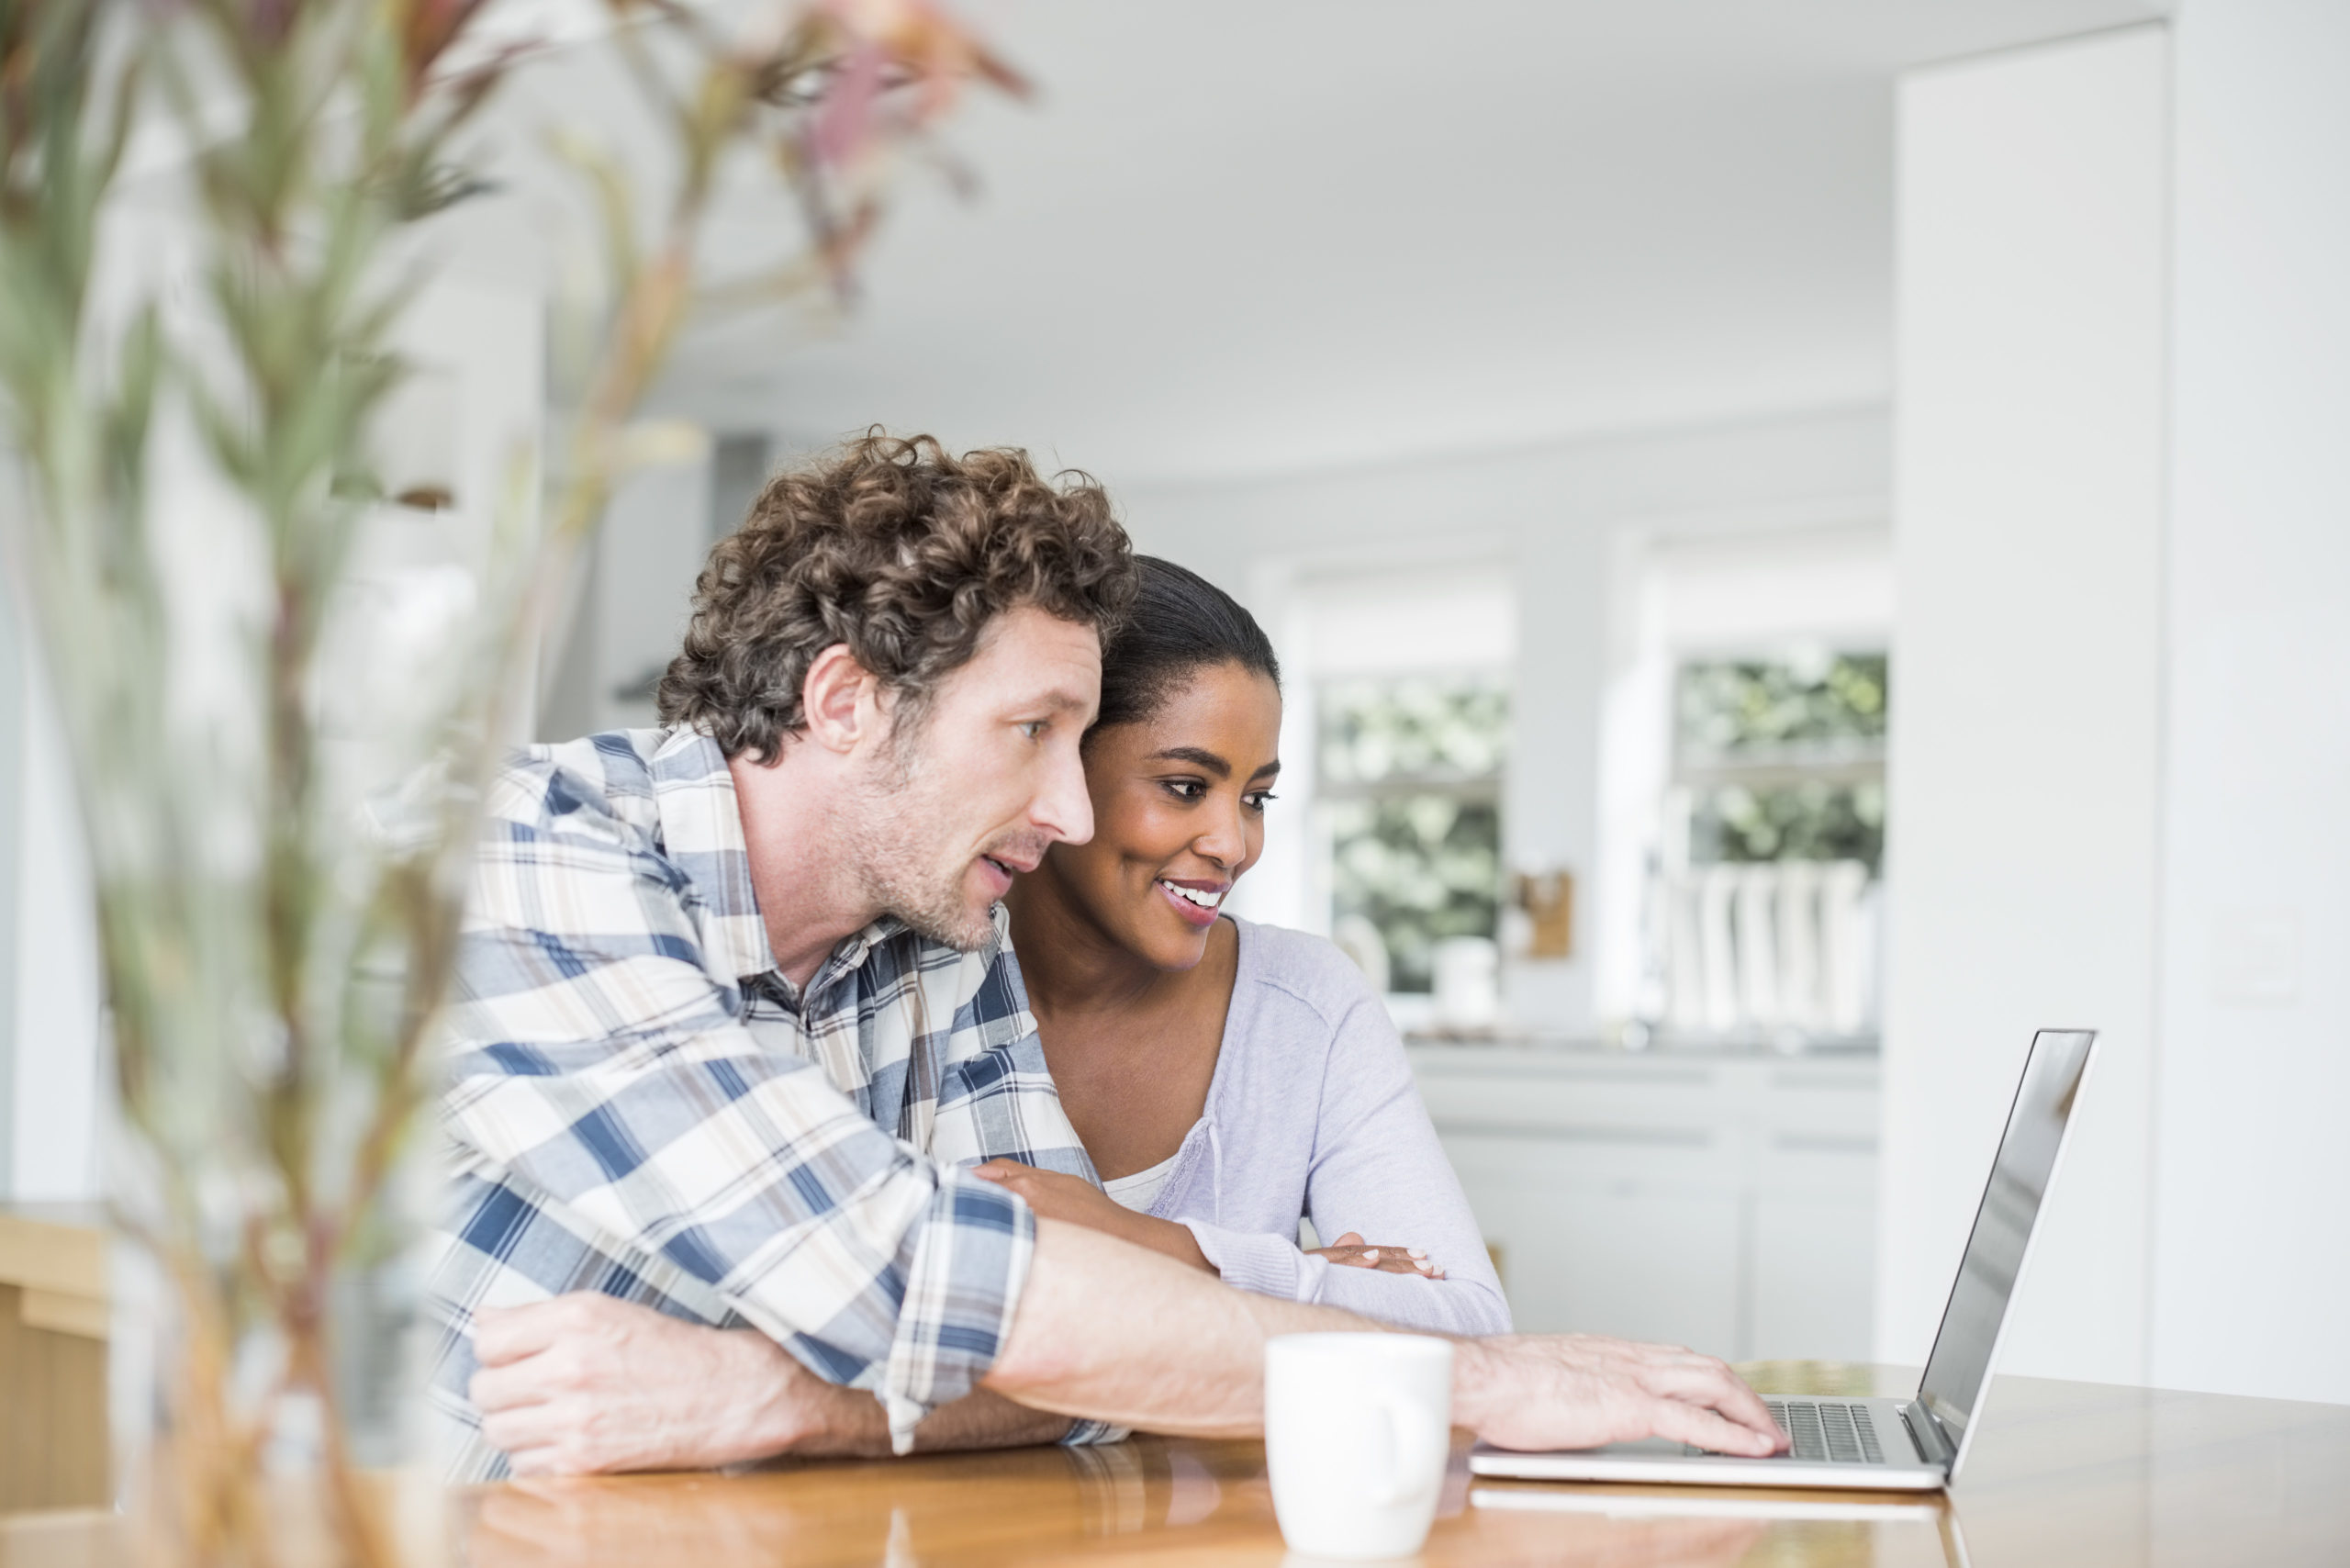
left=6, top=1362, right=2347, bottom=1565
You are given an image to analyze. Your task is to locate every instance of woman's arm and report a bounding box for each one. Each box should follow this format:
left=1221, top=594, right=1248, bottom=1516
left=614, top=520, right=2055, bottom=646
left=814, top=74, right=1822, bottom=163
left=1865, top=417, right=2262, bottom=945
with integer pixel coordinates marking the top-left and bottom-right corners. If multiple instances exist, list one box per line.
left=1306, top=991, right=1511, bottom=1329
left=1181, top=980, right=1512, bottom=1337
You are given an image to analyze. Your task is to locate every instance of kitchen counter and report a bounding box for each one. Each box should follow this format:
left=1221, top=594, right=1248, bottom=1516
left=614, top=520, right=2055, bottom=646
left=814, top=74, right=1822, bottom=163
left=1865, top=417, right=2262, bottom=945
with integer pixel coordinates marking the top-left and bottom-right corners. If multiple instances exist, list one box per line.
left=1404, top=1029, right=1879, bottom=1058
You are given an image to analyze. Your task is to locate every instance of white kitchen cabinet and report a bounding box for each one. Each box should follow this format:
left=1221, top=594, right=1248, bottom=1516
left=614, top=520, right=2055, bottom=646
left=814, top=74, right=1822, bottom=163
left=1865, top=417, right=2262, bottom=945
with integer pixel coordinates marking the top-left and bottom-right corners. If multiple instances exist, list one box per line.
left=1407, top=1046, right=1878, bottom=1361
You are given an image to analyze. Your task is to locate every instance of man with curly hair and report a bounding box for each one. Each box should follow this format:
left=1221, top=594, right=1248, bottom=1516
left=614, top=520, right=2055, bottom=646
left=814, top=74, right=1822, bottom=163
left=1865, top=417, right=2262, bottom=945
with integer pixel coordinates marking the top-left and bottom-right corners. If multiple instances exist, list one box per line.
left=435, top=434, right=1784, bottom=1478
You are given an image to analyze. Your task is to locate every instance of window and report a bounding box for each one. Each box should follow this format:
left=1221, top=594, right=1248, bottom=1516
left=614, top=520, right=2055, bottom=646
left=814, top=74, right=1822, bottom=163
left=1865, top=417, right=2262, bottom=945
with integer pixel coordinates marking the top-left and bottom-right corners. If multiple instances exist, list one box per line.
left=1590, top=522, right=1893, bottom=1046
left=1247, top=566, right=1516, bottom=999
left=1652, top=647, right=1888, bottom=1042
left=1318, top=676, right=1509, bottom=994
left=1674, top=651, right=1886, bottom=872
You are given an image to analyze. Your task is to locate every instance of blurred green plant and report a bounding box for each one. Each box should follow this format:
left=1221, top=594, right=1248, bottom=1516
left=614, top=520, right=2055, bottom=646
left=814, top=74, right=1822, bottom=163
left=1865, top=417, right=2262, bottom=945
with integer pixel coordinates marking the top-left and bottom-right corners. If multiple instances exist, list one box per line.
left=1688, top=778, right=1886, bottom=870
left=1320, top=675, right=1508, bottom=785
left=1675, top=651, right=1886, bottom=759
left=1326, top=795, right=1502, bottom=993
left=1319, top=678, right=1508, bottom=992
left=1675, top=652, right=1889, bottom=871
left=0, top=2, right=1014, bottom=1563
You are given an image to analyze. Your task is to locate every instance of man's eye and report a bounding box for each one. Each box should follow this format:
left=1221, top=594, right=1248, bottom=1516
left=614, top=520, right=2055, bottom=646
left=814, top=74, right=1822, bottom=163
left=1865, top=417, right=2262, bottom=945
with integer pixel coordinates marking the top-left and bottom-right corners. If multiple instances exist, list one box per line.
left=1018, top=721, right=1047, bottom=741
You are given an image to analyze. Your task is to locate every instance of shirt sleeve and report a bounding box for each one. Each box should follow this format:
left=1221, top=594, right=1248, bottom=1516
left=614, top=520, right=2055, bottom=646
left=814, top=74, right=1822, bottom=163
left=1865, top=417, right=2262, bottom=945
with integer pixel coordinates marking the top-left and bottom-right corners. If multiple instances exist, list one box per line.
left=1059, top=1418, right=1131, bottom=1446
left=443, top=794, right=1031, bottom=1452
left=1177, top=985, right=1512, bottom=1337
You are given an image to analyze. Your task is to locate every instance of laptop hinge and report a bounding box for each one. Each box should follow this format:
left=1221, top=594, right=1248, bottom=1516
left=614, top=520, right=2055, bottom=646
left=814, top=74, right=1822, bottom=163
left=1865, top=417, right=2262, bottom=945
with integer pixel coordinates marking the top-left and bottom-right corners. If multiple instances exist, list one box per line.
left=1899, top=1402, right=1958, bottom=1469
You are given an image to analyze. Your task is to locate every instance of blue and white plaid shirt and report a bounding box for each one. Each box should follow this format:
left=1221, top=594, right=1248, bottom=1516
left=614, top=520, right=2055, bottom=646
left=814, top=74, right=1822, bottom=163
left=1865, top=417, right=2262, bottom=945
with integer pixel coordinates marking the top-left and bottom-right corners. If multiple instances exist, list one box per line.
left=429, top=726, right=1109, bottom=1480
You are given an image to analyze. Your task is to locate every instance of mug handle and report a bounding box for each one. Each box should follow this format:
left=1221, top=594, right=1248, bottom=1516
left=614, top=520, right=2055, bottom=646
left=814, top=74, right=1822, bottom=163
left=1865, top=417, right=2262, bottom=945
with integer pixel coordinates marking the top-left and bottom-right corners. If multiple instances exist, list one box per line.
left=1368, top=1389, right=1449, bottom=1508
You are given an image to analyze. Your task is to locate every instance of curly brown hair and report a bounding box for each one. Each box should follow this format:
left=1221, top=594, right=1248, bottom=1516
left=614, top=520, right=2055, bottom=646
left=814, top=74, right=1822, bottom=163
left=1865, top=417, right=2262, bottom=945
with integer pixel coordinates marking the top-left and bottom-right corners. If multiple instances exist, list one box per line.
left=657, top=432, right=1136, bottom=760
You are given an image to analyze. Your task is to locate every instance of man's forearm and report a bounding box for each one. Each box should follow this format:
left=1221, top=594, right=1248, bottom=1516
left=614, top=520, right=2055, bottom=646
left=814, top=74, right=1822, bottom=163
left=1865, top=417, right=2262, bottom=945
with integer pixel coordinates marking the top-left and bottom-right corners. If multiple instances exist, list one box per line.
left=982, top=1216, right=1375, bottom=1434
left=978, top=1219, right=1788, bottom=1462
left=779, top=1379, right=1074, bottom=1458
left=915, top=1389, right=1076, bottom=1451
left=472, top=1220, right=1786, bottom=1474
left=470, top=1295, right=1078, bottom=1475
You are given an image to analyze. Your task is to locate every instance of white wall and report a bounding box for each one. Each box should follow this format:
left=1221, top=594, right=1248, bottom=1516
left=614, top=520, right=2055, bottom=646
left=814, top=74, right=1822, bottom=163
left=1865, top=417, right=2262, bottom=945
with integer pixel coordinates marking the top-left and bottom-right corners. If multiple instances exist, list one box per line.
left=0, top=548, right=16, bottom=1191
left=2154, top=0, right=2350, bottom=1405
left=588, top=456, right=714, bottom=734
left=0, top=574, right=108, bottom=1203
left=8, top=662, right=102, bottom=1199
left=1880, top=28, right=2169, bottom=1383
left=1122, top=405, right=1889, bottom=1036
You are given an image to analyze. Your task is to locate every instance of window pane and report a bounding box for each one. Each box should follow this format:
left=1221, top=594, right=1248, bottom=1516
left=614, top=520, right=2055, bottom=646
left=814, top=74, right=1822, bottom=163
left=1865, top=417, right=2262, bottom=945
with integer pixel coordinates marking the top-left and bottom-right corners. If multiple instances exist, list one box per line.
left=1688, top=779, right=1886, bottom=872
left=1675, top=652, right=1887, bottom=760
left=1319, top=677, right=1509, bottom=785
left=1316, top=676, right=1510, bottom=993
left=1326, top=795, right=1503, bottom=993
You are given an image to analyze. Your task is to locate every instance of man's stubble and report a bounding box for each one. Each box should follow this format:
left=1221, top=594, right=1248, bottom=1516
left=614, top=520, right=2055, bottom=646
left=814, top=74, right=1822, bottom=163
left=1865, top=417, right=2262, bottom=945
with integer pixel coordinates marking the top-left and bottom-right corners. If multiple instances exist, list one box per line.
left=846, top=717, right=1046, bottom=953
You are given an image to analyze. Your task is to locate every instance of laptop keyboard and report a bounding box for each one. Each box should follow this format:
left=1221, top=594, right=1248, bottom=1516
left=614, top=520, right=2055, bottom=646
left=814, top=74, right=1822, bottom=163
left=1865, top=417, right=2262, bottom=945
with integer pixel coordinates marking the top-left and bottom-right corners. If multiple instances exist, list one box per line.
left=1745, top=1399, right=1886, bottom=1463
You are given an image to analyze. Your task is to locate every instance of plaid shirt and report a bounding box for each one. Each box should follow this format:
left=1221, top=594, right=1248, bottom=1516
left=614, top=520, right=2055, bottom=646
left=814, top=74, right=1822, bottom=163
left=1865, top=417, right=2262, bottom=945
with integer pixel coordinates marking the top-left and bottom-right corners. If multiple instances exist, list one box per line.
left=429, top=726, right=1109, bottom=1480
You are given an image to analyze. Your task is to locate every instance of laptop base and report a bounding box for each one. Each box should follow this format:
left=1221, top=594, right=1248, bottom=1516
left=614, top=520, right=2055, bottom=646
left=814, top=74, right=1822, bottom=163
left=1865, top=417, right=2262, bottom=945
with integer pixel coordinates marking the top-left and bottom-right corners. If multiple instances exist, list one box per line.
left=1469, top=1396, right=1947, bottom=1492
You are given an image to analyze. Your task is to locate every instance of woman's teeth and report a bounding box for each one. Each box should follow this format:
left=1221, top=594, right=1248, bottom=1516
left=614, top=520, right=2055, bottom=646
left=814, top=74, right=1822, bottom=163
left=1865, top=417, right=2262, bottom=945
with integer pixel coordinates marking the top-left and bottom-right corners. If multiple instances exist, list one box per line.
left=1160, top=879, right=1222, bottom=910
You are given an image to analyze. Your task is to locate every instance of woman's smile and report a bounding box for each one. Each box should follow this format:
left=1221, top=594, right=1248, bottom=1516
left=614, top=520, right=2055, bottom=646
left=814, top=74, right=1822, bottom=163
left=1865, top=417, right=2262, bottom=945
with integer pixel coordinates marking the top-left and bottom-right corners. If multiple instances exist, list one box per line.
left=1155, top=874, right=1230, bottom=929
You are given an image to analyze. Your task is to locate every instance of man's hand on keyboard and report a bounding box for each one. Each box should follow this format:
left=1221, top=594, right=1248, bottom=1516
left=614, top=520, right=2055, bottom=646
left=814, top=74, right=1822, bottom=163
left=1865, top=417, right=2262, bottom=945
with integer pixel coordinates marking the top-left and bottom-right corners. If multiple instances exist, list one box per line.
left=1455, top=1334, right=1792, bottom=1457
left=1755, top=1399, right=1886, bottom=1464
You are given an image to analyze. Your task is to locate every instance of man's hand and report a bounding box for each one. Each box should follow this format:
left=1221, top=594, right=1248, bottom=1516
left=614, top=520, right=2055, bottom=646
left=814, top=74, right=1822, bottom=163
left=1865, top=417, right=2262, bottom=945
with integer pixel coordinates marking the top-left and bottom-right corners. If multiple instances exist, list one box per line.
left=471, top=1294, right=1076, bottom=1474
left=983, top=1216, right=1786, bottom=1458
left=1307, top=1230, right=1446, bottom=1278
left=471, top=1294, right=874, bottom=1474
left=1454, top=1333, right=1789, bottom=1458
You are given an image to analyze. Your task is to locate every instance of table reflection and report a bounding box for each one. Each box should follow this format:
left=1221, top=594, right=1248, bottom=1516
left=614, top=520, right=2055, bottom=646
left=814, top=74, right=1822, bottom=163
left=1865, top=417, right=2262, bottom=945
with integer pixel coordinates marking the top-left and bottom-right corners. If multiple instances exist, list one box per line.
left=452, top=1436, right=1966, bottom=1568
left=454, top=1439, right=1273, bottom=1568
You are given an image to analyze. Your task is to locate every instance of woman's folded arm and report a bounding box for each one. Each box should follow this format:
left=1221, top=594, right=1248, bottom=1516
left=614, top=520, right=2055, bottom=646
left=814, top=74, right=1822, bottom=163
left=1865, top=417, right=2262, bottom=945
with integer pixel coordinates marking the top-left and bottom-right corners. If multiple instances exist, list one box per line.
left=1181, top=1218, right=1511, bottom=1335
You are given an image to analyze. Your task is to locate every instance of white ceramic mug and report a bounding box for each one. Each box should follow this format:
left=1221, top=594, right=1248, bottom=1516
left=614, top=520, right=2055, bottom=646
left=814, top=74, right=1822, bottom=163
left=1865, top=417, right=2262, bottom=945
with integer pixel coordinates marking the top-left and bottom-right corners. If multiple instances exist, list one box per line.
left=1265, top=1332, right=1454, bottom=1560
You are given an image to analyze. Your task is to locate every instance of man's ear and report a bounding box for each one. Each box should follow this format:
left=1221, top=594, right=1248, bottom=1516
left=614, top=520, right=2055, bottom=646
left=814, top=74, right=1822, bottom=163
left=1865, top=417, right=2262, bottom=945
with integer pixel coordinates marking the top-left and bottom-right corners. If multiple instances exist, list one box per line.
left=800, top=643, right=882, bottom=756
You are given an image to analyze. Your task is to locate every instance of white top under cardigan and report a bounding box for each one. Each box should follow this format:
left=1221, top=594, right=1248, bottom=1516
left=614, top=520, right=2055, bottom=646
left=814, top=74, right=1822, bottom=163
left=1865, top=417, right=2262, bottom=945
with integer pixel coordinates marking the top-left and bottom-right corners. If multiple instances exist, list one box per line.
left=1102, top=1150, right=1181, bottom=1214
left=1057, top=916, right=1512, bottom=1336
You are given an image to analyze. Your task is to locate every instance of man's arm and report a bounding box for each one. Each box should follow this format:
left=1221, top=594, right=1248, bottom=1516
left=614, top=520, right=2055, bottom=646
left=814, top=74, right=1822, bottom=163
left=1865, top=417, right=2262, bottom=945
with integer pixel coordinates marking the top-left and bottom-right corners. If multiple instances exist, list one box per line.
left=473, top=1216, right=1785, bottom=1473
left=982, top=1220, right=1785, bottom=1457
left=481, top=1213, right=1776, bottom=1476
left=471, top=1297, right=1072, bottom=1474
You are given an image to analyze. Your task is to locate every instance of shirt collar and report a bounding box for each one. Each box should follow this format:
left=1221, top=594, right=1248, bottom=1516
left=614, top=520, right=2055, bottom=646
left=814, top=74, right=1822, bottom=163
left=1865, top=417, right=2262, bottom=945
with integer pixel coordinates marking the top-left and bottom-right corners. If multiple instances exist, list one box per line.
left=645, top=725, right=909, bottom=997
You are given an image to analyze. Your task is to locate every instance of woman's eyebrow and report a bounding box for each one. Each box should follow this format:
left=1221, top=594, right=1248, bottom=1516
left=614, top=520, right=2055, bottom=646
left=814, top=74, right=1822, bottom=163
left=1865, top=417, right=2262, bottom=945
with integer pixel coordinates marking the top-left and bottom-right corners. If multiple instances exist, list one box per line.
left=1148, top=745, right=1231, bottom=778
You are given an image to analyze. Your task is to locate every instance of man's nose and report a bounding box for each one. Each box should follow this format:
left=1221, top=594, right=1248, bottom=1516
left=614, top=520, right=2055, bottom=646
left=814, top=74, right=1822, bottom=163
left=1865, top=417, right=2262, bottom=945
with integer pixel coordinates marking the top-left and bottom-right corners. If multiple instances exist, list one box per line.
left=1034, top=739, right=1094, bottom=846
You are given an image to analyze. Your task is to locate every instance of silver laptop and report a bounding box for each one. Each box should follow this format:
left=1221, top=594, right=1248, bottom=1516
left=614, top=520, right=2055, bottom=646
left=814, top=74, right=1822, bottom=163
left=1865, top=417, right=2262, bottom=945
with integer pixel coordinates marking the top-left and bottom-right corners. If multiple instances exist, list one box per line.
left=1471, top=1027, right=2098, bottom=1492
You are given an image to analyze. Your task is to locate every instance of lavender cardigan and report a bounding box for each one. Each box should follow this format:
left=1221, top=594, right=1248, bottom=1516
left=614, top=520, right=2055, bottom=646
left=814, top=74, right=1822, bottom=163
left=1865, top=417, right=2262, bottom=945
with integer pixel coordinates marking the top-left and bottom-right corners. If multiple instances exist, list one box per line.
left=1124, top=917, right=1511, bottom=1335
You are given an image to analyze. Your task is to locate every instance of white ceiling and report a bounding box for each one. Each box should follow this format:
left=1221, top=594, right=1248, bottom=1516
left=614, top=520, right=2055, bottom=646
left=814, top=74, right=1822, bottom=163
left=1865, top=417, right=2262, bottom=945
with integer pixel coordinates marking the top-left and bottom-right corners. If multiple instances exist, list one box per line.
left=635, top=1, right=2165, bottom=485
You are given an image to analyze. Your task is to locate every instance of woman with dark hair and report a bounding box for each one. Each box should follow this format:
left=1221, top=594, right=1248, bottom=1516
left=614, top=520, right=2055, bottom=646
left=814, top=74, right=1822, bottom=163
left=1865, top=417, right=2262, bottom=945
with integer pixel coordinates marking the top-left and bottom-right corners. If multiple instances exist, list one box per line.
left=973, top=558, right=1509, bottom=1335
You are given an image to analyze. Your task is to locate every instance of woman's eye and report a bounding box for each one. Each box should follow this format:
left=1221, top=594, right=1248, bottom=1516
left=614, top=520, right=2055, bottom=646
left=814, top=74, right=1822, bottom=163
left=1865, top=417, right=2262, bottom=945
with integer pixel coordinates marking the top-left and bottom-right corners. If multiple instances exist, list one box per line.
left=1164, top=779, right=1206, bottom=801
left=1245, top=790, right=1278, bottom=812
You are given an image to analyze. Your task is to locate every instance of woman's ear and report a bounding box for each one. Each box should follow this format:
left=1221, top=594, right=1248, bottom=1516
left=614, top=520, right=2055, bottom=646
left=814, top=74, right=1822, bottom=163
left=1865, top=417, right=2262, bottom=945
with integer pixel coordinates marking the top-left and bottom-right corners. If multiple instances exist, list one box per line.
left=800, top=643, right=881, bottom=756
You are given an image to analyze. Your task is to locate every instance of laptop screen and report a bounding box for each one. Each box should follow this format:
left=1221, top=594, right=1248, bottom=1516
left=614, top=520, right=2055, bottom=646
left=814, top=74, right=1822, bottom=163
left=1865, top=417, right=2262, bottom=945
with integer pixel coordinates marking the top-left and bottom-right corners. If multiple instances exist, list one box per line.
left=1917, top=1028, right=2098, bottom=1445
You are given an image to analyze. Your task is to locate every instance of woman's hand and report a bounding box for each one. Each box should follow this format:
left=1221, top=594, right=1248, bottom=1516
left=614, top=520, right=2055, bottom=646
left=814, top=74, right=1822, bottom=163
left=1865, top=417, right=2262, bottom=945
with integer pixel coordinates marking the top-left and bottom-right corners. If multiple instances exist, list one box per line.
left=968, top=1159, right=1131, bottom=1229
left=968, top=1159, right=1216, bottom=1273
left=1307, top=1230, right=1447, bottom=1278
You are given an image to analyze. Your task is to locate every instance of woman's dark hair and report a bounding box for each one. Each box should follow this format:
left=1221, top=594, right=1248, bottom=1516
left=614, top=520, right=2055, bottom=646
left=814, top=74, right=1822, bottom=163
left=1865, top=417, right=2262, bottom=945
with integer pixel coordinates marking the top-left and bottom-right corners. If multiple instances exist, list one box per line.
left=1091, top=556, right=1281, bottom=736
